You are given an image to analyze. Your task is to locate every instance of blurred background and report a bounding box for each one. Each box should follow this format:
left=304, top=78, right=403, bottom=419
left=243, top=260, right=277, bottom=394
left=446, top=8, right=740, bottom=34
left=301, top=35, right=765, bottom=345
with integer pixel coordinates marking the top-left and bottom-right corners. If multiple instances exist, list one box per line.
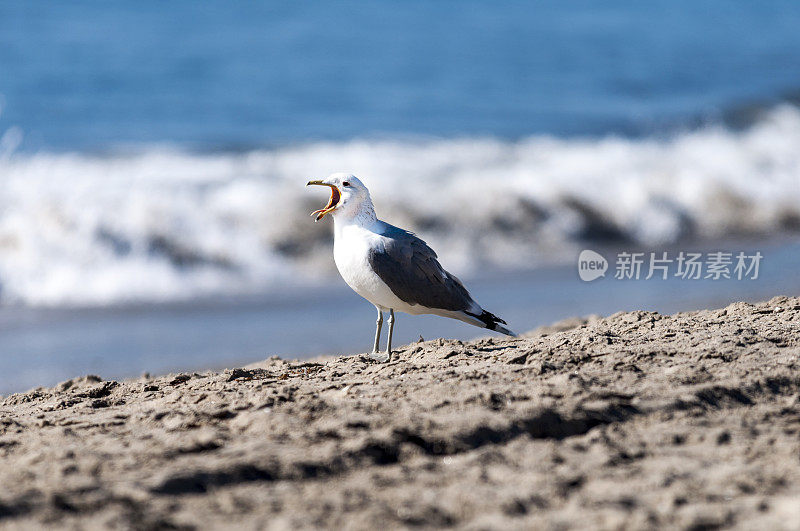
left=1, top=1, right=799, bottom=393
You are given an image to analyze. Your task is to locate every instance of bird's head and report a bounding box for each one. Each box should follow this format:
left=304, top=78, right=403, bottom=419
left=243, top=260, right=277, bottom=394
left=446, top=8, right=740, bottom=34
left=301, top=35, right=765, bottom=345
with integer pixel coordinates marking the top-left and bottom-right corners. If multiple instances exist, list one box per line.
left=306, top=173, right=372, bottom=222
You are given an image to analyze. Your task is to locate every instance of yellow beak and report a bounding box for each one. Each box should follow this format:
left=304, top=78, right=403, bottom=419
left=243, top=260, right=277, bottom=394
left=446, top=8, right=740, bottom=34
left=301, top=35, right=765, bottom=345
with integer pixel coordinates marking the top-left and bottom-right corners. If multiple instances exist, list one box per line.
left=306, top=180, right=341, bottom=222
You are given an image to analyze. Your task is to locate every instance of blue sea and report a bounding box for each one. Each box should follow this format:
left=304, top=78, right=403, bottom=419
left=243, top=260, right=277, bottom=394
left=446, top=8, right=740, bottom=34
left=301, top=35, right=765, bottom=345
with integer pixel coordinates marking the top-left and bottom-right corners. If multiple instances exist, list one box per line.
left=1, top=1, right=799, bottom=393
left=4, top=1, right=800, bottom=149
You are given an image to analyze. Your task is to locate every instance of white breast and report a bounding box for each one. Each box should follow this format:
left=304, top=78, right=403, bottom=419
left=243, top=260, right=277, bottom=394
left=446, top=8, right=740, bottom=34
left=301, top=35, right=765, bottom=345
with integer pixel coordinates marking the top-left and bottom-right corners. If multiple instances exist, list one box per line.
left=333, top=224, right=415, bottom=312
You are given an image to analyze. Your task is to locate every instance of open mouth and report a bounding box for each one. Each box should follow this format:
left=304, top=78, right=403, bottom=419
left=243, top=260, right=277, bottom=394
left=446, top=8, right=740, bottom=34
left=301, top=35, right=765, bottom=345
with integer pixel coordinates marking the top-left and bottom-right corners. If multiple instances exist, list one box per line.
left=306, top=181, right=341, bottom=222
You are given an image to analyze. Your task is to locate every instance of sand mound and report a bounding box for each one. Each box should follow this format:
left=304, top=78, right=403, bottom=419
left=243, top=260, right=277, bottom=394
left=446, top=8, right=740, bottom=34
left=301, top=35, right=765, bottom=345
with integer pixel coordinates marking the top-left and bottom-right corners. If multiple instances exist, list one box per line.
left=1, top=296, right=799, bottom=529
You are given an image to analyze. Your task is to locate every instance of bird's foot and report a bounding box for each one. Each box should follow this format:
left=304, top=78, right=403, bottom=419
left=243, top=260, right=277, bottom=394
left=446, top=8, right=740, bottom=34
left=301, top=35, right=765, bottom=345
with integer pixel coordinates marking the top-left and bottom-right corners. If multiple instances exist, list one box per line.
left=368, top=350, right=390, bottom=363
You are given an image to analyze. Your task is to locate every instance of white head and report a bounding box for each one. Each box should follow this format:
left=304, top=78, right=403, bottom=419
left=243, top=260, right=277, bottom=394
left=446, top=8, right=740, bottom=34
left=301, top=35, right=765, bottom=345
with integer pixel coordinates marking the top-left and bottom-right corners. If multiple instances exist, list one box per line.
left=306, top=173, right=375, bottom=223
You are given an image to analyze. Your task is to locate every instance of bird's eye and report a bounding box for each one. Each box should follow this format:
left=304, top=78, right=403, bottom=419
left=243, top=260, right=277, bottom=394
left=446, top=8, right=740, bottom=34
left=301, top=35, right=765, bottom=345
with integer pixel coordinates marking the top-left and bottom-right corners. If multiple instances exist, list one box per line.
left=342, top=181, right=351, bottom=187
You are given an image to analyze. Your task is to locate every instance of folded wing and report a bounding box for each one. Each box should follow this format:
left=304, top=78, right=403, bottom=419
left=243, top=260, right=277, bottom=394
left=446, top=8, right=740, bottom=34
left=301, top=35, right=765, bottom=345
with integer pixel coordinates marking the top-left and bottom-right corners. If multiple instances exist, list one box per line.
left=368, top=223, right=474, bottom=312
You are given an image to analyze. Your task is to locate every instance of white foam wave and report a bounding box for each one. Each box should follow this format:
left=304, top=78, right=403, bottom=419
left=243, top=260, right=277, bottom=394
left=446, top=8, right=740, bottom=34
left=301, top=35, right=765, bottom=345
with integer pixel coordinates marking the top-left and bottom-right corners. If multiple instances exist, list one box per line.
left=1, top=105, right=799, bottom=306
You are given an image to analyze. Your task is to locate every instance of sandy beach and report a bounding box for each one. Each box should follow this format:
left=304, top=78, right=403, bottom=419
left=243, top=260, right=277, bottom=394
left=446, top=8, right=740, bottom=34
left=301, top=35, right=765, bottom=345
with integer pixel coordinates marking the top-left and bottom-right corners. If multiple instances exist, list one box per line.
left=1, top=296, right=799, bottom=529
left=4, top=3, right=800, bottom=529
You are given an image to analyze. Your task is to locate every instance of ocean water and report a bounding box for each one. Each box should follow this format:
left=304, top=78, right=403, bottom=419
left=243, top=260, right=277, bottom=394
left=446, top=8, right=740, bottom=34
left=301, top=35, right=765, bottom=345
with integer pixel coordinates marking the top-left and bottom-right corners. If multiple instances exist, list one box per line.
left=1, top=1, right=800, bottom=392
left=1, top=111, right=800, bottom=307
left=3, top=1, right=800, bottom=148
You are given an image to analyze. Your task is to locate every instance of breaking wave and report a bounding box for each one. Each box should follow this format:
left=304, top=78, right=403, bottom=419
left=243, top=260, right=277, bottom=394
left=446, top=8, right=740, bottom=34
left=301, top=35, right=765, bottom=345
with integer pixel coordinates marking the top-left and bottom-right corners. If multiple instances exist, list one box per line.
left=1, top=104, right=799, bottom=306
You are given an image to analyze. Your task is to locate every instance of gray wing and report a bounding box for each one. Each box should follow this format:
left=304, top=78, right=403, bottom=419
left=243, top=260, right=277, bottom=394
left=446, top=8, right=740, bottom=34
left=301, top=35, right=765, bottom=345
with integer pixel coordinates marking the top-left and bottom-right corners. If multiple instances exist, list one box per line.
left=368, top=223, right=475, bottom=311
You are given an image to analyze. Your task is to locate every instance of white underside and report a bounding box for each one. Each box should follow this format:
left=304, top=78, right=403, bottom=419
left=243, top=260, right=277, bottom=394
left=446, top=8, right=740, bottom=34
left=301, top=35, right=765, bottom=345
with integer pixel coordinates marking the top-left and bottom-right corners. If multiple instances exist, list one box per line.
left=332, top=216, right=483, bottom=326
left=333, top=221, right=419, bottom=313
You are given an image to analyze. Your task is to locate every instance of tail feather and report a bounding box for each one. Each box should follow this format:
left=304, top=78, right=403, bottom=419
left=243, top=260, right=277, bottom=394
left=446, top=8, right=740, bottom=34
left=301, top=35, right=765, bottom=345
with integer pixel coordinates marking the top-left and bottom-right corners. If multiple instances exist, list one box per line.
left=464, top=309, right=517, bottom=337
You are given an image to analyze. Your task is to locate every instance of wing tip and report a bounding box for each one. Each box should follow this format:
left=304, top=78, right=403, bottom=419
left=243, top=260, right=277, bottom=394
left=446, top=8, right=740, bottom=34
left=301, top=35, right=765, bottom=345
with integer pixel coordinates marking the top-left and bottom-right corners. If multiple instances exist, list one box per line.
left=491, top=323, right=518, bottom=337
left=465, top=309, right=517, bottom=337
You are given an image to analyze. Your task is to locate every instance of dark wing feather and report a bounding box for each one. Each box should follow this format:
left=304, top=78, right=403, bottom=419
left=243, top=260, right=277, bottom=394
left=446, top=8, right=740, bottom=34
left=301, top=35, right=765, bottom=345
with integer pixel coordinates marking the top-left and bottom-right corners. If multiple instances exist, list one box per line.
left=368, top=223, right=475, bottom=311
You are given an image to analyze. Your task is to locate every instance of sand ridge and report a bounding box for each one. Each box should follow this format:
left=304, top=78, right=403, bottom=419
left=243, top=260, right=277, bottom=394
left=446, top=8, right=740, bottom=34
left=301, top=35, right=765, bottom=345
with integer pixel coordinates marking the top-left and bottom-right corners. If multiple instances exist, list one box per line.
left=1, top=296, right=799, bottom=529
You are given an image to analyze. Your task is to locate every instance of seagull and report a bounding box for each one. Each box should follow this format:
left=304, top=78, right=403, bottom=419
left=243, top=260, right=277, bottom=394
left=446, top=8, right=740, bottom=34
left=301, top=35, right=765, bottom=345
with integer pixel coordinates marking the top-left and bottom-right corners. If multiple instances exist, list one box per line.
left=307, top=173, right=516, bottom=362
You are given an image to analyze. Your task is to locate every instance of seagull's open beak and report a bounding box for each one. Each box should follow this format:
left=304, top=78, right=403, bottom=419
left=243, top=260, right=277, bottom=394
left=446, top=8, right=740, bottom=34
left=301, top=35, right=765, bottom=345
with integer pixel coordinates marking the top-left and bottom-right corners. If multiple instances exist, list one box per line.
left=306, top=180, right=341, bottom=222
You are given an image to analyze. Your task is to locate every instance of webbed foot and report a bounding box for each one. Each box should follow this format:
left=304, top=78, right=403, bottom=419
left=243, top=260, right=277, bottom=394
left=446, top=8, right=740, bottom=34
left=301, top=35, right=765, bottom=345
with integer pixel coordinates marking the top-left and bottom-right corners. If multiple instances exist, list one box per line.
left=368, top=351, right=390, bottom=363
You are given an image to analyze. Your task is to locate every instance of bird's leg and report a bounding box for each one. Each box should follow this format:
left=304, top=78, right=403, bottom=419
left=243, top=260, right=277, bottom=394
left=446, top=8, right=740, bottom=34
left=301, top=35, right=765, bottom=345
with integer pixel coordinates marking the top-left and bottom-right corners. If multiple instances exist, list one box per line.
left=372, top=308, right=383, bottom=354
left=386, top=309, right=395, bottom=356
left=369, top=308, right=391, bottom=363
